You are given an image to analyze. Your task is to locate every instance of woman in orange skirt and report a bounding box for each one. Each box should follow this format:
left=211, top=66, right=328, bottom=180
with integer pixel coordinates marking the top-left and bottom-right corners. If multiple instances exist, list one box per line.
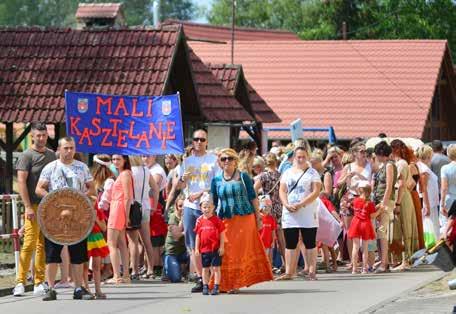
left=211, top=148, right=273, bottom=293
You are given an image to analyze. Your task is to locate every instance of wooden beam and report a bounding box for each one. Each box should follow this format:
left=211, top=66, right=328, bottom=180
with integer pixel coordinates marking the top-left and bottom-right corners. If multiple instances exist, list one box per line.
left=13, top=124, right=31, bottom=149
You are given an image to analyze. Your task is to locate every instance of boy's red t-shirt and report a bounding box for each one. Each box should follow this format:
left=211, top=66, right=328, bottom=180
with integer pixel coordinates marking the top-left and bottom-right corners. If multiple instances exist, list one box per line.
left=194, top=215, right=225, bottom=253
left=149, top=197, right=168, bottom=237
left=259, top=214, right=277, bottom=249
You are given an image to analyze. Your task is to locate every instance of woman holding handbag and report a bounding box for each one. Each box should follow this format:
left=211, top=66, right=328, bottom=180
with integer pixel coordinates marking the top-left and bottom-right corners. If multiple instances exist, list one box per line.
left=127, top=157, right=160, bottom=280
left=106, top=155, right=133, bottom=284
left=211, top=148, right=273, bottom=293
left=277, top=146, right=322, bottom=281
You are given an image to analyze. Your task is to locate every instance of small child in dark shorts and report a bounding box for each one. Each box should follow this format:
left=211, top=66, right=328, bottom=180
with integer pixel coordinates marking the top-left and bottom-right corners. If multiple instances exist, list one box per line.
left=194, top=193, right=225, bottom=295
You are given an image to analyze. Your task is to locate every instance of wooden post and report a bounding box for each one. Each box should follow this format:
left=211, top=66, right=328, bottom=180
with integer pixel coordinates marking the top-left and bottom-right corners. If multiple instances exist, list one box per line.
left=5, top=123, right=13, bottom=194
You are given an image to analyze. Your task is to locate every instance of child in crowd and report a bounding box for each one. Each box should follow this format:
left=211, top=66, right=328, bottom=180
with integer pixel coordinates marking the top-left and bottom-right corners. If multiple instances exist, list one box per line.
left=258, top=195, right=277, bottom=265
left=194, top=193, right=225, bottom=296
left=348, top=181, right=381, bottom=274
left=320, top=197, right=343, bottom=272
left=85, top=200, right=109, bottom=299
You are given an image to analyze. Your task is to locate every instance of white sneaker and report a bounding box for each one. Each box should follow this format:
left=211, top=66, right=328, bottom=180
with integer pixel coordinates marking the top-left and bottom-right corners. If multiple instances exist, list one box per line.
left=33, top=283, right=48, bottom=296
left=13, top=283, right=25, bottom=296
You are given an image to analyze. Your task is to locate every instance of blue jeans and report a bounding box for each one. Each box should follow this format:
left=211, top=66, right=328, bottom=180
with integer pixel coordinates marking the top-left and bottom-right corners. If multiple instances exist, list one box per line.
left=164, top=253, right=189, bottom=283
left=183, top=206, right=202, bottom=249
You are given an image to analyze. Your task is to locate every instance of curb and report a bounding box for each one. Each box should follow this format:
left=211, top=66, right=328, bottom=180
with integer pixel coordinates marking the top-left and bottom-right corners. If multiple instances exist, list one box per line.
left=360, top=270, right=448, bottom=313
left=0, top=283, right=34, bottom=298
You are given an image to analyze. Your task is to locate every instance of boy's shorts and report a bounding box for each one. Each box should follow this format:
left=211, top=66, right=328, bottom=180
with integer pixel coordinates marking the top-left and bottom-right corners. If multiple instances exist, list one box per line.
left=201, top=251, right=222, bottom=268
left=151, top=235, right=165, bottom=247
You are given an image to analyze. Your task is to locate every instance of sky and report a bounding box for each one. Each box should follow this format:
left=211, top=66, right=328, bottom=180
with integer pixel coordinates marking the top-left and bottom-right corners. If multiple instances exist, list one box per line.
left=193, top=0, right=214, bottom=23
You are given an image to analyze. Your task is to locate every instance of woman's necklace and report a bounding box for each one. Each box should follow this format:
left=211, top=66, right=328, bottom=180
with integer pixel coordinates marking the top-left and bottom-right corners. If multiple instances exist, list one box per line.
left=223, top=169, right=237, bottom=181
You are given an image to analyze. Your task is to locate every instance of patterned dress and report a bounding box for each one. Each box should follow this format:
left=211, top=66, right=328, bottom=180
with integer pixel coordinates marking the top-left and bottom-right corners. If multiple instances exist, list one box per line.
left=258, top=170, right=282, bottom=223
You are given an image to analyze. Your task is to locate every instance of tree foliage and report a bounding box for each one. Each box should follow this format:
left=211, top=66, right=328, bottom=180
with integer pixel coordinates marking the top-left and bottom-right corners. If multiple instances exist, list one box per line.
left=0, top=0, right=198, bottom=27
left=208, top=0, right=456, bottom=58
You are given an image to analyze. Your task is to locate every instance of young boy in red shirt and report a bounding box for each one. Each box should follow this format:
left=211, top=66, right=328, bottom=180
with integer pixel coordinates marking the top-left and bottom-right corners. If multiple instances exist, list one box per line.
left=194, top=193, right=225, bottom=295
left=258, top=195, right=277, bottom=264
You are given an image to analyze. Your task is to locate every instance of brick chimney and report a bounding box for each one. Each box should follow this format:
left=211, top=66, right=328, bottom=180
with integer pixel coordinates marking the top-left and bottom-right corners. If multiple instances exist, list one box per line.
left=75, top=3, right=126, bottom=29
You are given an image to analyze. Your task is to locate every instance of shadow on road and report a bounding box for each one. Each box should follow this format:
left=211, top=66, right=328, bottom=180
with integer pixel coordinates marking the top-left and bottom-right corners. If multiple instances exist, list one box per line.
left=239, top=288, right=336, bottom=295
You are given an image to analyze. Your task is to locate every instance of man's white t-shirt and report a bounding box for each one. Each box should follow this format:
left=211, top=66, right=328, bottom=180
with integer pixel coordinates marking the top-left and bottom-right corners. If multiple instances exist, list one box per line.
left=132, top=166, right=152, bottom=210
left=281, top=167, right=321, bottom=228
left=39, top=159, right=93, bottom=192
left=182, top=153, right=219, bottom=210
left=149, top=163, right=167, bottom=192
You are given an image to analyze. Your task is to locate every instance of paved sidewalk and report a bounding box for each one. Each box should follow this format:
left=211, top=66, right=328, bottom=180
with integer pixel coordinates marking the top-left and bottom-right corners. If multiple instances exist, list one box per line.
left=0, top=266, right=443, bottom=314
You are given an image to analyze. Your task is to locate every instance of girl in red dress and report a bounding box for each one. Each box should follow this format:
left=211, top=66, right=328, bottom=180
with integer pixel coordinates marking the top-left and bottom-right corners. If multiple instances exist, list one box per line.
left=348, top=181, right=381, bottom=274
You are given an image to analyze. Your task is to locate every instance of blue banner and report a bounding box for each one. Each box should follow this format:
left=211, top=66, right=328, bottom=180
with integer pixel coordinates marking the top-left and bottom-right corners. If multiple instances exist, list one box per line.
left=65, top=91, right=184, bottom=156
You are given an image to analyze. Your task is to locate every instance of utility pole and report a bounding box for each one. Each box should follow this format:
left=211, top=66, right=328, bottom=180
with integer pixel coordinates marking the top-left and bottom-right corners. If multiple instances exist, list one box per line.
left=231, top=0, right=236, bottom=64
left=342, top=21, right=347, bottom=40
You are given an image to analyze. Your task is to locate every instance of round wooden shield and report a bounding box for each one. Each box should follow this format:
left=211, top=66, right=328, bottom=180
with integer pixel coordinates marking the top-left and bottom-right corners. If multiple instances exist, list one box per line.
left=38, top=187, right=95, bottom=245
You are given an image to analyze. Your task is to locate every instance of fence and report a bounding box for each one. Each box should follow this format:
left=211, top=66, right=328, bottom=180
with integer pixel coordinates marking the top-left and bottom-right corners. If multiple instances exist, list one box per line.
left=0, top=195, right=22, bottom=277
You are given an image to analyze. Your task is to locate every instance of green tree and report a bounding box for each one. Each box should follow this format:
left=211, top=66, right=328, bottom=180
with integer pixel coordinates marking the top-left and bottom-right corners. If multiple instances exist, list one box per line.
left=208, top=0, right=456, bottom=58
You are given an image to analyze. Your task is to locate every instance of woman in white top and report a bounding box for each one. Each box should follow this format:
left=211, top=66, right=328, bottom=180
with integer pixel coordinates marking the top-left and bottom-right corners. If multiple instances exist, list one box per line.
left=416, top=145, right=440, bottom=240
left=277, top=146, right=322, bottom=281
left=128, top=156, right=159, bottom=279
left=337, top=142, right=372, bottom=263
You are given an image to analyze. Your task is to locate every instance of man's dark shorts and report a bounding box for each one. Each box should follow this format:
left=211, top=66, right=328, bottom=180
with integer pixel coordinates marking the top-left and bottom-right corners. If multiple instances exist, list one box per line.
left=45, top=238, right=88, bottom=264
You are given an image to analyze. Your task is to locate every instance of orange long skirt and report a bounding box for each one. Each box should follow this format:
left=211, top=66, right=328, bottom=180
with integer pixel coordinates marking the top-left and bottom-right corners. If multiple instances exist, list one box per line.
left=411, top=190, right=425, bottom=249
left=218, top=214, right=273, bottom=292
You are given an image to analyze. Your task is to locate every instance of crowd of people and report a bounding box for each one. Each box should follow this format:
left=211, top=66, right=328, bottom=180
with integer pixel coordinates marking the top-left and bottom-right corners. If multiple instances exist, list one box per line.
left=11, top=122, right=456, bottom=301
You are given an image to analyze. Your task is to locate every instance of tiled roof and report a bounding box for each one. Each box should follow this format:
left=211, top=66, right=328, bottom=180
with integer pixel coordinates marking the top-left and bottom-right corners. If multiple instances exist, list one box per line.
left=188, top=50, right=252, bottom=122
left=0, top=26, right=179, bottom=123
left=76, top=3, right=122, bottom=19
left=162, top=19, right=299, bottom=41
left=209, top=64, right=281, bottom=123
left=190, top=40, right=452, bottom=139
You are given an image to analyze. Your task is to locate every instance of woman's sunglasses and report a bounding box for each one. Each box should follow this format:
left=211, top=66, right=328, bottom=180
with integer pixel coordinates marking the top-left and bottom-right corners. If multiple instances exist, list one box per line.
left=220, top=156, right=235, bottom=162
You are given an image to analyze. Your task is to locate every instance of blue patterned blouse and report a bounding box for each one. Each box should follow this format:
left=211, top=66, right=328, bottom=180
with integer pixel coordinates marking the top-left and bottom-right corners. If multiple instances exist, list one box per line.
left=211, top=171, right=257, bottom=220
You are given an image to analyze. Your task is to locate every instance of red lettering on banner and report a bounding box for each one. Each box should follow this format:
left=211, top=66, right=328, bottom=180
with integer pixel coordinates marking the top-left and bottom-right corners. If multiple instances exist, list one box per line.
left=89, top=118, right=101, bottom=136
left=96, top=97, right=112, bottom=115
left=113, top=97, right=129, bottom=116
left=136, top=132, right=150, bottom=148
left=148, top=122, right=162, bottom=139
left=131, top=98, right=143, bottom=117
left=166, top=121, right=176, bottom=140
left=110, top=119, right=122, bottom=137
left=79, top=128, right=93, bottom=146
left=117, top=130, right=129, bottom=148
left=147, top=99, right=153, bottom=117
left=70, top=117, right=81, bottom=136
left=101, top=129, right=113, bottom=147
left=128, top=121, right=140, bottom=140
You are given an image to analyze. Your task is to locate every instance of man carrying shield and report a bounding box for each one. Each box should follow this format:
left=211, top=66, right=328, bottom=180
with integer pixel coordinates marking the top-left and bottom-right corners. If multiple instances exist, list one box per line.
left=36, top=137, right=96, bottom=301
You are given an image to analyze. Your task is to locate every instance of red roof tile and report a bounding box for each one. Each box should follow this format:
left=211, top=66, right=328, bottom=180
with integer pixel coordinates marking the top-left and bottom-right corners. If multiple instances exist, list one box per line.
left=0, top=26, right=179, bottom=123
left=162, top=19, right=299, bottom=42
left=208, top=64, right=280, bottom=123
left=190, top=40, right=452, bottom=139
left=188, top=50, right=252, bottom=122
left=76, top=3, right=122, bottom=19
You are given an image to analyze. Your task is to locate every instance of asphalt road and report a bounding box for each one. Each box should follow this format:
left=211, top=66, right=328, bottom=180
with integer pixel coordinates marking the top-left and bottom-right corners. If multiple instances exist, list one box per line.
left=0, top=266, right=444, bottom=314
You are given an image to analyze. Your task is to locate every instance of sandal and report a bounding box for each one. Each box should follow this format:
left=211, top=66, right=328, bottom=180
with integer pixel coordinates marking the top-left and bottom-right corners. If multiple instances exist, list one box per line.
left=141, top=273, right=154, bottom=279
left=121, top=277, right=131, bottom=284
left=274, top=274, right=293, bottom=281
left=95, top=292, right=107, bottom=299
left=104, top=277, right=122, bottom=285
left=308, top=273, right=318, bottom=281
left=297, top=269, right=309, bottom=277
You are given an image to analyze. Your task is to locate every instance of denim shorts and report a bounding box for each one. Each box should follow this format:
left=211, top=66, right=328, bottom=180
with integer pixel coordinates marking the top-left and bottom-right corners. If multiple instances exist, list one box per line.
left=183, top=207, right=202, bottom=250
left=201, top=251, right=222, bottom=268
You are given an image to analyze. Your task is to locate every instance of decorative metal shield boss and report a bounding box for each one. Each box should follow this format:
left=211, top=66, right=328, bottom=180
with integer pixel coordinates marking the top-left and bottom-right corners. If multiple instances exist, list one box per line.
left=38, top=188, right=95, bottom=245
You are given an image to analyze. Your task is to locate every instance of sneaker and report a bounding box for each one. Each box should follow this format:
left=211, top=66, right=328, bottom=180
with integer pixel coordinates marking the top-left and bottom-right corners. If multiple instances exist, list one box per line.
left=202, top=284, right=209, bottom=296
left=73, top=287, right=94, bottom=300
left=33, top=283, right=48, bottom=296
left=211, top=285, right=219, bottom=296
left=42, top=288, right=57, bottom=301
left=13, top=283, right=25, bottom=297
left=191, top=278, right=203, bottom=293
